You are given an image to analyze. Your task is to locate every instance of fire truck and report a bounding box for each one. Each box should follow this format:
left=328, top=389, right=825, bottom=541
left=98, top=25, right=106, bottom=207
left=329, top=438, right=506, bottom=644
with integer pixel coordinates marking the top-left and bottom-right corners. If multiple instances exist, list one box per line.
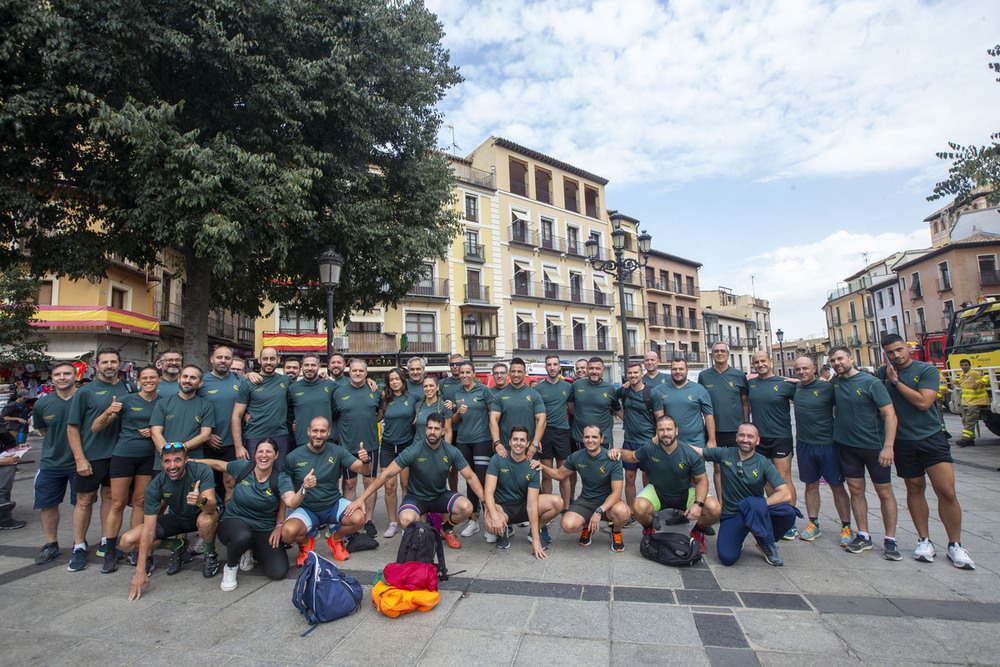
left=940, top=298, right=1000, bottom=436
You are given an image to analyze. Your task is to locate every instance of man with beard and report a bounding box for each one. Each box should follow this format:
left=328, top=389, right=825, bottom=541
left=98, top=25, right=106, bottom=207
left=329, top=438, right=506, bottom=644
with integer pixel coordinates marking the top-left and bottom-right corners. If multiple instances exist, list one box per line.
left=198, top=346, right=243, bottom=498
left=232, top=347, right=291, bottom=469
left=287, top=354, right=334, bottom=450
left=157, top=350, right=183, bottom=395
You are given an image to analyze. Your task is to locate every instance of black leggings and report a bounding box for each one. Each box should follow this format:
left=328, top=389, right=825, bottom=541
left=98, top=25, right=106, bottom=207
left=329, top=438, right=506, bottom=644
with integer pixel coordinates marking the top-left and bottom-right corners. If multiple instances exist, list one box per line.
left=217, top=518, right=289, bottom=580
left=456, top=440, right=492, bottom=515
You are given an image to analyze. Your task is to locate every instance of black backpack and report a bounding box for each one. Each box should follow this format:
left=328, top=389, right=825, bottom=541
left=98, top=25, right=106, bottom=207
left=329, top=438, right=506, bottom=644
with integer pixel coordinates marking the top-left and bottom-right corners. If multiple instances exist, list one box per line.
left=234, top=461, right=279, bottom=496
left=640, top=531, right=703, bottom=567
left=396, top=521, right=451, bottom=581
left=618, top=384, right=656, bottom=423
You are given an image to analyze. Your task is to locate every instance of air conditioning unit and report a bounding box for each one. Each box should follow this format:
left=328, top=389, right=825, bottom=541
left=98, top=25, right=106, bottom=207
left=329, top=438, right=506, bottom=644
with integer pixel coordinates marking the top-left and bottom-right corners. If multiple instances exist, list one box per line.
left=333, top=336, right=349, bottom=350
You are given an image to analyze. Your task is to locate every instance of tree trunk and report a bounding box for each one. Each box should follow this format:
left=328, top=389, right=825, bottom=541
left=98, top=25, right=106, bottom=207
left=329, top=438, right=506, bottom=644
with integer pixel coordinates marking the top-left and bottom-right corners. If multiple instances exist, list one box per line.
left=181, top=245, right=212, bottom=365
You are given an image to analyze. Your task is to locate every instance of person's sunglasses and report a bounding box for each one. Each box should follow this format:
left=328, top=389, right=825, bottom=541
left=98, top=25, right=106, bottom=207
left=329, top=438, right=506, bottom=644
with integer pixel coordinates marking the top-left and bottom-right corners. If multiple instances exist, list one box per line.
left=736, top=460, right=744, bottom=478
left=162, top=442, right=185, bottom=453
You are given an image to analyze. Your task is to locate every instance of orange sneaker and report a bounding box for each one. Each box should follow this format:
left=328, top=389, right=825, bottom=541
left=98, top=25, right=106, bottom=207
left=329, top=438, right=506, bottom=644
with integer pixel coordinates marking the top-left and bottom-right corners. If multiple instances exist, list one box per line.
left=296, top=536, right=315, bottom=567
left=441, top=530, right=461, bottom=549
left=327, top=536, right=350, bottom=561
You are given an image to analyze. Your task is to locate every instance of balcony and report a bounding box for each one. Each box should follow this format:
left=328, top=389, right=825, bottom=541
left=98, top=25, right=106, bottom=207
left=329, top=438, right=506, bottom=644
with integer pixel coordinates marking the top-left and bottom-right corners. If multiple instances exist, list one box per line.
left=465, top=335, right=496, bottom=358
left=536, top=188, right=552, bottom=205
left=833, top=337, right=846, bottom=347
left=464, top=242, right=485, bottom=263
left=465, top=284, right=490, bottom=304
left=847, top=336, right=862, bottom=346
left=30, top=305, right=160, bottom=339
left=263, top=331, right=399, bottom=355
left=511, top=333, right=616, bottom=353
left=863, top=306, right=874, bottom=318
left=586, top=203, right=599, bottom=218
left=451, top=163, right=494, bottom=189
left=937, top=277, right=952, bottom=292
left=909, top=285, right=923, bottom=300
left=509, top=224, right=537, bottom=247
left=647, top=279, right=697, bottom=297
left=831, top=315, right=842, bottom=326
left=510, top=181, right=528, bottom=197
left=566, top=238, right=583, bottom=256
left=539, top=233, right=566, bottom=254
left=980, top=269, right=1000, bottom=286
left=208, top=311, right=238, bottom=342
left=155, top=298, right=183, bottom=326
left=407, top=278, right=449, bottom=299
left=511, top=279, right=613, bottom=308
left=402, top=333, right=451, bottom=355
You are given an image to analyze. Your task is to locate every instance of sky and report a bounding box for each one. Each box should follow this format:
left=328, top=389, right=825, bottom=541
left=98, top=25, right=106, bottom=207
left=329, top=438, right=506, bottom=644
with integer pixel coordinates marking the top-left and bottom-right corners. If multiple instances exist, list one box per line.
left=424, top=0, right=999, bottom=340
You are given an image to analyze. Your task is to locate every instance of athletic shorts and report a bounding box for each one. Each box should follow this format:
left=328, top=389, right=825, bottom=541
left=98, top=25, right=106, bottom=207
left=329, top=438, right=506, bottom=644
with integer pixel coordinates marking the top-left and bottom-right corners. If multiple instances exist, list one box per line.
left=286, top=497, right=352, bottom=535
left=539, top=428, right=572, bottom=461
left=715, top=431, right=738, bottom=447
left=399, top=491, right=463, bottom=517
left=837, top=443, right=890, bottom=484
left=566, top=497, right=604, bottom=520
left=33, top=467, right=77, bottom=509
left=621, top=440, right=650, bottom=472
left=498, top=500, right=529, bottom=525
left=342, top=450, right=378, bottom=480
left=109, top=454, right=155, bottom=479
left=894, top=431, right=953, bottom=479
left=796, top=443, right=843, bottom=485
left=155, top=513, right=200, bottom=539
left=756, top=437, right=793, bottom=460
left=637, top=484, right=693, bottom=512
left=204, top=446, right=237, bottom=463
left=379, top=441, right=410, bottom=470
left=74, top=458, right=112, bottom=493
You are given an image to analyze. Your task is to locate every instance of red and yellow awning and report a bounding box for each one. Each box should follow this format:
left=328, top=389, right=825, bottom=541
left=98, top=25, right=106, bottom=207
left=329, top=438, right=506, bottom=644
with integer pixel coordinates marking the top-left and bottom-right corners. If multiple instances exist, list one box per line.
left=262, top=332, right=327, bottom=352
left=31, top=306, right=160, bottom=336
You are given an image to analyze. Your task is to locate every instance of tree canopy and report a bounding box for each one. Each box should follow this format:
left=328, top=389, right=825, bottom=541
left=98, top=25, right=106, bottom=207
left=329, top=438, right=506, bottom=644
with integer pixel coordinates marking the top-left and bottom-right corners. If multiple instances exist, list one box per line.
left=0, top=265, right=49, bottom=365
left=1, top=0, right=462, bottom=361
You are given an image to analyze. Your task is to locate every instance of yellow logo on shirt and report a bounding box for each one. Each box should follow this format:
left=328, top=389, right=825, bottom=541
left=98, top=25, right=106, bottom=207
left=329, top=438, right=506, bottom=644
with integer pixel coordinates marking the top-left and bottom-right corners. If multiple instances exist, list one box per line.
left=232, top=384, right=238, bottom=391
left=813, top=390, right=819, bottom=397
left=752, top=470, right=759, bottom=477
left=264, top=488, right=273, bottom=496
left=296, top=461, right=308, bottom=467
left=651, top=456, right=661, bottom=463
left=856, top=389, right=863, bottom=396
left=728, top=381, right=735, bottom=388
left=443, top=456, right=449, bottom=463
left=194, top=416, right=200, bottom=423
left=678, top=462, right=685, bottom=470
left=772, top=386, right=779, bottom=392
left=328, top=457, right=336, bottom=464
left=207, top=389, right=218, bottom=395
left=500, top=468, right=509, bottom=473
left=525, top=474, right=531, bottom=481
left=164, top=493, right=172, bottom=498
left=599, top=466, right=605, bottom=473
left=417, top=457, right=427, bottom=463
left=687, top=394, right=693, bottom=401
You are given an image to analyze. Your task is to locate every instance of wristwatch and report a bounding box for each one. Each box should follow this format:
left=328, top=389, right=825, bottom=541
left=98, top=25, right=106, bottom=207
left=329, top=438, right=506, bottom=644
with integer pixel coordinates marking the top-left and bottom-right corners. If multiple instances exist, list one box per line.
left=694, top=500, right=705, bottom=508
left=595, top=507, right=604, bottom=515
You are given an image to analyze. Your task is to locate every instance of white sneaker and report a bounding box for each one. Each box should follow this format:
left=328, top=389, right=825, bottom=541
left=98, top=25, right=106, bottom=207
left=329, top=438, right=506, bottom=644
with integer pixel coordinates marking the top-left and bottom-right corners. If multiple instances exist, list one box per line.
left=947, top=544, right=976, bottom=570
left=383, top=522, right=399, bottom=538
left=221, top=565, right=238, bottom=591
left=485, top=531, right=497, bottom=543
left=239, top=550, right=255, bottom=572
left=461, top=519, right=481, bottom=538
left=913, top=539, right=935, bottom=563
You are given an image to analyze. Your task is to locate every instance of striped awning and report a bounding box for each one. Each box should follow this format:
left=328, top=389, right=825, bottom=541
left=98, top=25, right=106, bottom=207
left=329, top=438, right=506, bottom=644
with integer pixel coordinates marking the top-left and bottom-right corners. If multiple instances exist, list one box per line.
left=31, top=306, right=159, bottom=336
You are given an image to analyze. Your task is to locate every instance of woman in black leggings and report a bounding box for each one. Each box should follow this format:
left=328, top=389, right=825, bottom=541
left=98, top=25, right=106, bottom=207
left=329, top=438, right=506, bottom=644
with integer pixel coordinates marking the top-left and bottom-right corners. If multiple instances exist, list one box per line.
left=196, top=439, right=289, bottom=590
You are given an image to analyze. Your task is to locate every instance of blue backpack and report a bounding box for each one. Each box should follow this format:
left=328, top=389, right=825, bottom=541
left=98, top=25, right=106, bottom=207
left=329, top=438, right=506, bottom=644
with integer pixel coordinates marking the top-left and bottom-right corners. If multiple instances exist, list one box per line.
left=292, top=551, right=363, bottom=635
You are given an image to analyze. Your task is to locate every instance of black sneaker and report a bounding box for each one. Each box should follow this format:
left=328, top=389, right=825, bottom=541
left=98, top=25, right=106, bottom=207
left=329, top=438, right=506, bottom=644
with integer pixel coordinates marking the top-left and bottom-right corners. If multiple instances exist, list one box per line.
left=145, top=556, right=155, bottom=576
left=101, top=546, right=119, bottom=573
left=846, top=534, right=873, bottom=554
left=125, top=551, right=139, bottom=567
left=497, top=527, right=510, bottom=549
left=883, top=538, right=902, bottom=561
left=364, top=520, right=377, bottom=538
left=166, top=540, right=188, bottom=575
left=756, top=540, right=784, bottom=566
left=0, top=518, right=27, bottom=530
left=35, top=542, right=60, bottom=565
left=203, top=551, right=220, bottom=578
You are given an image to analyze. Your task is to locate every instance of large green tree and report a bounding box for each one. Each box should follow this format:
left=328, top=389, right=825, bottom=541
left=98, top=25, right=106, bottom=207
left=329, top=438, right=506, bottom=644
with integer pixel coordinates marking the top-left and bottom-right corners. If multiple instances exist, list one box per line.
left=928, top=43, right=1000, bottom=205
left=0, top=265, right=49, bottom=365
left=0, top=0, right=461, bottom=362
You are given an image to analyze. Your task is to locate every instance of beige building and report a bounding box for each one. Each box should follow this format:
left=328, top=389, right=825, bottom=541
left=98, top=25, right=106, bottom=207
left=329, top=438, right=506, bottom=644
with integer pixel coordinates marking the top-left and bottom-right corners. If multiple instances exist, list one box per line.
left=702, top=309, right=756, bottom=372
left=643, top=249, right=704, bottom=369
left=925, top=189, right=993, bottom=248
left=773, top=335, right=829, bottom=377
left=701, top=287, right=772, bottom=358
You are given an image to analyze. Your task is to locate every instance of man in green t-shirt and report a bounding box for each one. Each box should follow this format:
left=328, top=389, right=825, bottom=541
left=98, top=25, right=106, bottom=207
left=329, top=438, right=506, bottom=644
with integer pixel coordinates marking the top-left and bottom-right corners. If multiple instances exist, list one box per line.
left=568, top=357, right=623, bottom=448
left=124, top=444, right=219, bottom=600
left=483, top=425, right=562, bottom=557
left=698, top=341, right=749, bottom=500
left=829, top=346, right=900, bottom=559
left=619, top=362, right=657, bottom=514
left=643, top=350, right=670, bottom=387
left=287, top=354, right=334, bottom=449
left=489, top=357, right=546, bottom=454
left=533, top=424, right=630, bottom=552
left=332, top=358, right=382, bottom=534
left=534, top=354, right=575, bottom=511
left=878, top=334, right=974, bottom=570
left=440, top=353, right=465, bottom=403
left=232, top=347, right=290, bottom=468
left=150, top=365, right=215, bottom=464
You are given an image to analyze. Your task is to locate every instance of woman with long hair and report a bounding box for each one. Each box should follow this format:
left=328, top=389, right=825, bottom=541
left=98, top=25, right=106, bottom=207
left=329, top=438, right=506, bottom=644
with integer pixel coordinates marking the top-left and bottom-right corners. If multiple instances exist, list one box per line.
left=413, top=375, right=452, bottom=446
left=376, top=368, right=415, bottom=538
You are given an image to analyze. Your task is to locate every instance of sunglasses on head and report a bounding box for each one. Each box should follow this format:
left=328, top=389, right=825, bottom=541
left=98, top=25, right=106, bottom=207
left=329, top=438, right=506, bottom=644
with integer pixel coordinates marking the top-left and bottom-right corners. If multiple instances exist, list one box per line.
left=162, top=442, right=185, bottom=453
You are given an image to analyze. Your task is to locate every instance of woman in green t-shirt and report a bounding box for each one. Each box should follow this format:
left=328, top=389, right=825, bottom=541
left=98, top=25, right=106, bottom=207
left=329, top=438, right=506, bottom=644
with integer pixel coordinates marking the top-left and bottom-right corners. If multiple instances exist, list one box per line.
left=377, top=368, right=414, bottom=538
left=412, top=376, right=453, bottom=446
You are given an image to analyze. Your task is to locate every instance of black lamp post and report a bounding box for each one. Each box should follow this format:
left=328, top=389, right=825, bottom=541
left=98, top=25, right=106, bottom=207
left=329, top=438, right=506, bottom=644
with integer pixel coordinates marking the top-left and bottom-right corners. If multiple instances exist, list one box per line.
left=318, top=246, right=343, bottom=362
left=463, top=314, right=477, bottom=372
left=776, top=328, right=786, bottom=377
left=586, top=218, right=651, bottom=379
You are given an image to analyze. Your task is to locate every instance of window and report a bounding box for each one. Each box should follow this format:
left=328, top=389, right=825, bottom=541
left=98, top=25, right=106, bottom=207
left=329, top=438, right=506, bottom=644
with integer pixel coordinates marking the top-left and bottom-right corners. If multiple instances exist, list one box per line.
left=849, top=301, right=857, bottom=321
left=916, top=307, right=926, bottom=332
left=596, top=323, right=609, bottom=350
left=466, top=269, right=486, bottom=302
left=904, top=310, right=911, bottom=324
left=627, top=329, right=638, bottom=356
left=673, top=273, right=683, bottom=293
left=938, top=261, right=951, bottom=290
left=624, top=291, right=635, bottom=316
left=412, top=263, right=435, bottom=296
left=584, top=187, right=599, bottom=218
left=509, top=159, right=527, bottom=196
left=890, top=315, right=899, bottom=334
left=588, top=231, right=602, bottom=259
left=880, top=318, right=887, bottom=332
left=464, top=229, right=483, bottom=260
left=979, top=255, right=999, bottom=285
left=888, top=287, right=896, bottom=305
left=675, top=306, right=685, bottom=329
left=405, top=313, right=437, bottom=353
left=567, top=226, right=580, bottom=255
left=346, top=321, right=381, bottom=334
left=516, top=316, right=533, bottom=349
left=110, top=286, right=128, bottom=310
left=943, top=299, right=954, bottom=315
left=514, top=264, right=531, bottom=297
left=910, top=272, right=922, bottom=298
left=688, top=308, right=697, bottom=329
left=685, top=276, right=695, bottom=295
left=563, top=178, right=579, bottom=213
left=546, top=320, right=561, bottom=349
left=535, top=168, right=552, bottom=205
left=464, top=194, right=478, bottom=222
left=511, top=211, right=530, bottom=243
left=593, top=280, right=607, bottom=306
left=541, top=217, right=555, bottom=250
left=646, top=268, right=655, bottom=285
left=279, top=308, right=318, bottom=334
left=570, top=273, right=583, bottom=302
left=834, top=306, right=841, bottom=324
left=877, top=291, right=884, bottom=309
left=648, top=302, right=658, bottom=324
left=35, top=280, right=53, bottom=305
left=573, top=320, right=586, bottom=350
left=542, top=268, right=559, bottom=300
left=659, top=270, right=669, bottom=290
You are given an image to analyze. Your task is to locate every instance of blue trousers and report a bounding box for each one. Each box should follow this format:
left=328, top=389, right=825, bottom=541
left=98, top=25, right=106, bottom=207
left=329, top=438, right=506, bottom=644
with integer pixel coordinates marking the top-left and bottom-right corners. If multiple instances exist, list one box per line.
left=717, top=500, right=800, bottom=566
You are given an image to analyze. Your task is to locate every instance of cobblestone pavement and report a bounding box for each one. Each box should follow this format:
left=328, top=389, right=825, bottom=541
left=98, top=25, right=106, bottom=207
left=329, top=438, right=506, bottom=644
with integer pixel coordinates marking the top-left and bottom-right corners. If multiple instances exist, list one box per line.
left=2, top=413, right=998, bottom=666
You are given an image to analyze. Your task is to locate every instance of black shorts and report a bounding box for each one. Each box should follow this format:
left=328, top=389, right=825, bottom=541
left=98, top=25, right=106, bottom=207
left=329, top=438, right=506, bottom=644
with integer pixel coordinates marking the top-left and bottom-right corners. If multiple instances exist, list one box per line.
left=756, top=437, right=793, bottom=459
left=715, top=431, right=738, bottom=447
left=74, top=458, right=112, bottom=493
left=539, top=428, right=572, bottom=461
left=343, top=450, right=378, bottom=480
left=205, top=446, right=237, bottom=463
left=109, top=454, right=155, bottom=479
left=155, top=513, right=200, bottom=539
left=399, top=491, right=464, bottom=517
left=498, top=500, right=529, bottom=525
left=837, top=443, right=891, bottom=485
left=379, top=441, right=410, bottom=470
left=894, top=431, right=953, bottom=479
left=567, top=497, right=603, bottom=520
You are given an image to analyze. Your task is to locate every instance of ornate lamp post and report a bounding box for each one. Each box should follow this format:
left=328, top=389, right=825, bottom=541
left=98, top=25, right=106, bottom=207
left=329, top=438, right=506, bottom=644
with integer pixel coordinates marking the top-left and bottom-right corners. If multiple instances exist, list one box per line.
left=318, top=247, right=343, bottom=361
left=776, top=328, right=786, bottom=377
left=463, top=314, right=478, bottom=372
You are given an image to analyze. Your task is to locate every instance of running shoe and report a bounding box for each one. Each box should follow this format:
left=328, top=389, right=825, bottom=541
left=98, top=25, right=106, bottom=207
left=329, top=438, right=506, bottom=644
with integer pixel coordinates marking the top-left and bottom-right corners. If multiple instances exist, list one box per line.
left=540, top=526, right=552, bottom=544
left=485, top=530, right=498, bottom=544
left=239, top=550, right=256, bottom=572
left=755, top=540, right=784, bottom=566
left=35, top=542, right=60, bottom=566
left=642, top=526, right=655, bottom=538
left=799, top=522, right=821, bottom=541
left=203, top=551, right=221, bottom=577
left=460, top=519, right=480, bottom=538
left=526, top=530, right=549, bottom=550
left=883, top=538, right=902, bottom=561
left=497, top=527, right=510, bottom=549
left=610, top=530, right=625, bottom=553
left=914, top=538, right=936, bottom=563
left=383, top=522, right=399, bottom=538
left=845, top=534, right=873, bottom=554
left=327, top=536, right=350, bottom=561
left=441, top=529, right=461, bottom=549
left=518, top=521, right=529, bottom=527
left=364, top=521, right=377, bottom=538
left=296, top=536, right=315, bottom=567
left=840, top=525, right=853, bottom=547
left=125, top=551, right=139, bottom=567
left=947, top=544, right=976, bottom=570
left=690, top=528, right=707, bottom=554
left=101, top=546, right=118, bottom=573
left=221, top=564, right=238, bottom=591
left=782, top=526, right=799, bottom=541
left=624, top=516, right=636, bottom=529
left=166, top=539, right=189, bottom=575
left=145, top=556, right=155, bottom=576
left=579, top=527, right=592, bottom=547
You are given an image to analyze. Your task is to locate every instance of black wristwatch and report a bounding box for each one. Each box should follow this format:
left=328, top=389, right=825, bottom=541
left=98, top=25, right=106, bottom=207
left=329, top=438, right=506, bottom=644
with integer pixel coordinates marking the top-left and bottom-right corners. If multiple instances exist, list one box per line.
left=694, top=500, right=705, bottom=508
left=595, top=507, right=604, bottom=515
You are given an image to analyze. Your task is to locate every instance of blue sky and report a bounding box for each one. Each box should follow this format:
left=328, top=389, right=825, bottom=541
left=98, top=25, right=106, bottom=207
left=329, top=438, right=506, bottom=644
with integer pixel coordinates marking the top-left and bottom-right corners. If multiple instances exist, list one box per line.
left=425, top=0, right=1000, bottom=339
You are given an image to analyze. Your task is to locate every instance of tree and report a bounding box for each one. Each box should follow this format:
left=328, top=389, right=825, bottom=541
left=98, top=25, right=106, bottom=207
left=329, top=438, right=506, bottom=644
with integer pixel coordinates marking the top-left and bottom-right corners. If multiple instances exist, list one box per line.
left=0, top=0, right=462, bottom=362
left=928, top=44, right=1000, bottom=205
left=0, top=265, right=50, bottom=365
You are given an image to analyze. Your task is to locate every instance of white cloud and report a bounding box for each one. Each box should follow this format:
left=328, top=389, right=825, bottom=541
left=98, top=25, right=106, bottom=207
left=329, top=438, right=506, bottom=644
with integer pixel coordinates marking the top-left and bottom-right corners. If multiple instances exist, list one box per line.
left=428, top=0, right=1000, bottom=186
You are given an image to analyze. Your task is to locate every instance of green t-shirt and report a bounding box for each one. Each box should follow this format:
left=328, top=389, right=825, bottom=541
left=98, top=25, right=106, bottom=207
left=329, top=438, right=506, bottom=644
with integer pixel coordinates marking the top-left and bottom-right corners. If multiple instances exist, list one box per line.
left=440, top=376, right=463, bottom=403
left=281, top=443, right=359, bottom=512
left=620, top=386, right=657, bottom=444
left=113, top=393, right=162, bottom=457
left=453, top=383, right=492, bottom=444
left=563, top=447, right=624, bottom=503
left=634, top=441, right=706, bottom=496
left=143, top=461, right=215, bottom=519
left=644, top=371, right=670, bottom=387
left=236, top=373, right=289, bottom=439
left=288, top=378, right=335, bottom=447
left=31, top=392, right=76, bottom=470
left=486, top=453, right=540, bottom=505
left=197, top=372, right=242, bottom=448
left=875, top=361, right=943, bottom=441
left=702, top=447, right=785, bottom=515
left=652, top=381, right=714, bottom=446
left=332, top=382, right=381, bottom=452
left=490, top=384, right=546, bottom=447
left=534, top=378, right=574, bottom=431
left=697, top=367, right=748, bottom=432
left=832, top=372, right=892, bottom=449
left=570, top=380, right=622, bottom=445
left=406, top=379, right=425, bottom=401
left=157, top=379, right=179, bottom=396
left=381, top=393, right=416, bottom=446
left=150, top=393, right=215, bottom=463
left=747, top=375, right=795, bottom=439
left=412, top=398, right=453, bottom=446
left=393, top=439, right=469, bottom=502
left=222, top=460, right=293, bottom=531
left=67, top=377, right=124, bottom=460
left=793, top=379, right=834, bottom=445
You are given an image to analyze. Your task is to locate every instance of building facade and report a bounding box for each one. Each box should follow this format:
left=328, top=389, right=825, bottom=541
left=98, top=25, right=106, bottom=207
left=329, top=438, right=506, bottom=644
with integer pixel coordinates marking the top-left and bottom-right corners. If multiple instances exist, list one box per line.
left=643, top=249, right=704, bottom=369
left=701, top=287, right=772, bottom=358
left=702, top=309, right=755, bottom=372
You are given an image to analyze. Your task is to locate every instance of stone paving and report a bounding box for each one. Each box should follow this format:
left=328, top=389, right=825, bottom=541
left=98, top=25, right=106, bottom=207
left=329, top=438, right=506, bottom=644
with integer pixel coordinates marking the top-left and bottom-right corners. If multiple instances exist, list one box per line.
left=2, top=413, right=999, bottom=666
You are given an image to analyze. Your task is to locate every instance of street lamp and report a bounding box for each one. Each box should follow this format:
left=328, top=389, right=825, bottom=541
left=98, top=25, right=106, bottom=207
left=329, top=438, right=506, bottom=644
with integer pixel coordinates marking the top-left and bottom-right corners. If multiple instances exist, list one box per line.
left=318, top=246, right=343, bottom=361
left=776, top=328, right=786, bottom=377
left=586, top=218, right=652, bottom=379
left=463, top=314, right=478, bottom=372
